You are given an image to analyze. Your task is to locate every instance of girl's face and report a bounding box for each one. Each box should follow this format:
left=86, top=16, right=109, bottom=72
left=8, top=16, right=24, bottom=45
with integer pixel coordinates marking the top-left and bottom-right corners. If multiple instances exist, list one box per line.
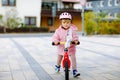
left=61, top=19, right=71, bottom=29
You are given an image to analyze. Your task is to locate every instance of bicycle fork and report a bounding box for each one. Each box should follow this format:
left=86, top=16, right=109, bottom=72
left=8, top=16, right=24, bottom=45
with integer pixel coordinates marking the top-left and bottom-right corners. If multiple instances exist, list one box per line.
left=62, top=48, right=71, bottom=69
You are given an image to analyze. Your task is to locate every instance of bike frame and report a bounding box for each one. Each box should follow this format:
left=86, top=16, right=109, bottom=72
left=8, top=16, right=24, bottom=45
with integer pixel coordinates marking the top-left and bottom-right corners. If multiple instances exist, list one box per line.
left=60, top=42, right=71, bottom=80
left=59, top=42, right=71, bottom=69
left=62, top=48, right=71, bottom=69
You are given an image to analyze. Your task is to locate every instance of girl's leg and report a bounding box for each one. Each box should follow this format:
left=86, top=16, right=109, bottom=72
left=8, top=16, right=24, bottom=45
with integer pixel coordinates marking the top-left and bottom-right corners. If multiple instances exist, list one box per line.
left=57, top=54, right=63, bottom=66
left=70, top=53, right=80, bottom=77
left=55, top=54, right=63, bottom=72
left=70, top=54, right=76, bottom=70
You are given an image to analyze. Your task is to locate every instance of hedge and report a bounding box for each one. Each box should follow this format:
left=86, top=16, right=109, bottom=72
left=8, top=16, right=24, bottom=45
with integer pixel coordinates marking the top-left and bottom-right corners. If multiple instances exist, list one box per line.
left=0, top=26, right=49, bottom=33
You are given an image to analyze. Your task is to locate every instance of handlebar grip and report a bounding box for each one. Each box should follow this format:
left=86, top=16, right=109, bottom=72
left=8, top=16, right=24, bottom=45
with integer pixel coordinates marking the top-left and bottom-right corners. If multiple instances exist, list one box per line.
left=71, top=41, right=80, bottom=45
left=77, top=41, right=80, bottom=45
left=52, top=42, right=60, bottom=45
left=71, top=41, right=75, bottom=44
left=52, top=42, right=55, bottom=45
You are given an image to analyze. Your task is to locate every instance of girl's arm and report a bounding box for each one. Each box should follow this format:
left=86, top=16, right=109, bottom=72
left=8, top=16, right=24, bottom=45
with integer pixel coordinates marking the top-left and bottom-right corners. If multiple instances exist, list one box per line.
left=71, top=25, right=80, bottom=45
left=52, top=29, right=60, bottom=45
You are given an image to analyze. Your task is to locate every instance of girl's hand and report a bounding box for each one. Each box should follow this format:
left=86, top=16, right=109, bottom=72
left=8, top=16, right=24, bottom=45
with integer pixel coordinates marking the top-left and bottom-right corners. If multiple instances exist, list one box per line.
left=52, top=42, right=59, bottom=45
left=54, top=42, right=59, bottom=45
left=71, top=40, right=80, bottom=45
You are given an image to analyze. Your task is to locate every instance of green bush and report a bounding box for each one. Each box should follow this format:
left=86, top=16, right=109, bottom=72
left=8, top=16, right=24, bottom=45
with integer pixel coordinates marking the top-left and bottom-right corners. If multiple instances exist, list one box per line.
left=84, top=12, right=98, bottom=35
left=0, top=14, right=3, bottom=27
left=109, top=20, right=120, bottom=34
left=0, top=26, right=49, bottom=33
left=98, top=20, right=120, bottom=34
left=14, top=26, right=40, bottom=32
left=117, top=12, right=120, bottom=18
left=85, top=19, right=98, bottom=35
left=40, top=27, right=49, bottom=32
left=84, top=11, right=120, bottom=35
left=99, top=24, right=115, bottom=34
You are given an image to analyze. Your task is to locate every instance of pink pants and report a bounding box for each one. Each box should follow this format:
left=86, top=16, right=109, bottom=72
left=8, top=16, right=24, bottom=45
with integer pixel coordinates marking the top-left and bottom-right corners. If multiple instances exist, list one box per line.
left=57, top=53, right=77, bottom=70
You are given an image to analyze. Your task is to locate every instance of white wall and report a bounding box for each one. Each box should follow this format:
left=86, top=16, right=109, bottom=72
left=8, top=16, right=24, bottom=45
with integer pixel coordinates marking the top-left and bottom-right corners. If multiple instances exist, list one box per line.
left=17, top=0, right=42, bottom=27
left=74, top=3, right=82, bottom=9
left=0, top=0, right=42, bottom=27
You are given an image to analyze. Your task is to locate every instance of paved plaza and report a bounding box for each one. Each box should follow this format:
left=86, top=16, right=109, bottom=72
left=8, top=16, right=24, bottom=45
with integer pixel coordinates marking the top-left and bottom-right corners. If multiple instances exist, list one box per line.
left=0, top=34, right=120, bottom=80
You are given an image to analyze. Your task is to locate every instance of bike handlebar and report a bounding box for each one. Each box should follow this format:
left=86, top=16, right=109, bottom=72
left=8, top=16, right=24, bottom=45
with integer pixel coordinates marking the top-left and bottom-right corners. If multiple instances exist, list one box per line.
left=52, top=41, right=80, bottom=46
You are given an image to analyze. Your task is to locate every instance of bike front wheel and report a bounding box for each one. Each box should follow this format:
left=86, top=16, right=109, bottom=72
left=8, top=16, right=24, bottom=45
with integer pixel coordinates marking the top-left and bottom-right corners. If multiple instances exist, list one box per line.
left=65, top=61, right=69, bottom=80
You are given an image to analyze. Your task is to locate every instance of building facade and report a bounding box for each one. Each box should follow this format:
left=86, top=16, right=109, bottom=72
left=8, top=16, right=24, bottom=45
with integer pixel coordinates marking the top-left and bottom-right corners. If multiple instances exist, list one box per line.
left=0, top=0, right=119, bottom=32
left=0, top=0, right=42, bottom=27
left=86, top=0, right=120, bottom=18
left=0, top=0, right=83, bottom=32
left=41, top=0, right=83, bottom=32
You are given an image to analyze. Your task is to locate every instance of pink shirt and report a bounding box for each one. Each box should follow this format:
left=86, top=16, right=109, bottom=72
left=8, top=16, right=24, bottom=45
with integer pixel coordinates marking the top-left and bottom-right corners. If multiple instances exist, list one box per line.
left=52, top=24, right=79, bottom=55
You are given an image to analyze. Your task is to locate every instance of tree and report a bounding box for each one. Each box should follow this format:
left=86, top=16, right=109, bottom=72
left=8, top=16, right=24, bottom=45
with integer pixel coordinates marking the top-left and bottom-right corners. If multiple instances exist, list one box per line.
left=0, top=14, right=3, bottom=27
left=97, top=11, right=107, bottom=18
left=3, top=8, right=22, bottom=29
left=0, top=14, right=7, bottom=33
left=84, top=11, right=120, bottom=35
left=84, top=12, right=98, bottom=35
left=117, top=12, right=120, bottom=18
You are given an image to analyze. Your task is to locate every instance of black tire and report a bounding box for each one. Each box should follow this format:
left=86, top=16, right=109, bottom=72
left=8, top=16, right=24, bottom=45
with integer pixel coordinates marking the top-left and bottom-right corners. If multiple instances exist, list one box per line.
left=65, top=61, right=69, bottom=80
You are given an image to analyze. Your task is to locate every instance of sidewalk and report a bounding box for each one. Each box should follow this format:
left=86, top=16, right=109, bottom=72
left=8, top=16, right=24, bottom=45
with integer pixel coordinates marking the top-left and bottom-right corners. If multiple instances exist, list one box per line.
left=0, top=35, right=120, bottom=80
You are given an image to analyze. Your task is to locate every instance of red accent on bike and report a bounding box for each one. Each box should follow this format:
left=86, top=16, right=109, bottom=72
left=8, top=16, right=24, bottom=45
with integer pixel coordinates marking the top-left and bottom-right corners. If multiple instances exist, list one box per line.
left=62, top=52, right=71, bottom=69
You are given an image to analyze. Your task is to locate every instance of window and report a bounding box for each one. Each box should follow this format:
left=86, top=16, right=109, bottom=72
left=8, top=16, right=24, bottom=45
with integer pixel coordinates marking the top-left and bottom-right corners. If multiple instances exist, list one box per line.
left=108, top=13, right=113, bottom=17
left=63, top=2, right=73, bottom=9
left=89, top=2, right=93, bottom=8
left=100, top=1, right=104, bottom=7
left=86, top=2, right=92, bottom=8
left=86, top=3, right=89, bottom=8
left=115, top=0, right=120, bottom=6
left=48, top=17, right=53, bottom=26
left=2, top=0, right=16, bottom=6
left=25, top=17, right=36, bottom=25
left=108, top=0, right=112, bottom=6
left=117, top=0, right=119, bottom=4
left=42, top=2, right=57, bottom=9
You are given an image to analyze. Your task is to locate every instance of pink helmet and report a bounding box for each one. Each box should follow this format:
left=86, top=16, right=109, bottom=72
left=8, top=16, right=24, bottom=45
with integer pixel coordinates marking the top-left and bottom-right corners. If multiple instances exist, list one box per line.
left=59, top=12, right=72, bottom=20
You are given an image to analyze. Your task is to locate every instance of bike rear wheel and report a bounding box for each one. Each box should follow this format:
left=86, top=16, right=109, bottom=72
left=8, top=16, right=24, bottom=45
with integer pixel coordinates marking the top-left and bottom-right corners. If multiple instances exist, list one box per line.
left=65, top=61, right=69, bottom=80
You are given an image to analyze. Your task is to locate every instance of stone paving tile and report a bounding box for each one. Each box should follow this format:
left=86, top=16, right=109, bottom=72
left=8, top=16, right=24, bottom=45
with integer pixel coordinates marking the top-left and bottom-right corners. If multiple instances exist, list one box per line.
left=0, top=72, right=12, bottom=80
left=40, top=63, right=56, bottom=75
left=11, top=70, right=26, bottom=80
left=91, top=75, right=108, bottom=80
left=8, top=56, right=21, bottom=71
left=22, top=70, right=40, bottom=80
left=0, top=64, right=10, bottom=72
left=101, top=73, right=120, bottom=80
left=51, top=74, right=65, bottom=80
